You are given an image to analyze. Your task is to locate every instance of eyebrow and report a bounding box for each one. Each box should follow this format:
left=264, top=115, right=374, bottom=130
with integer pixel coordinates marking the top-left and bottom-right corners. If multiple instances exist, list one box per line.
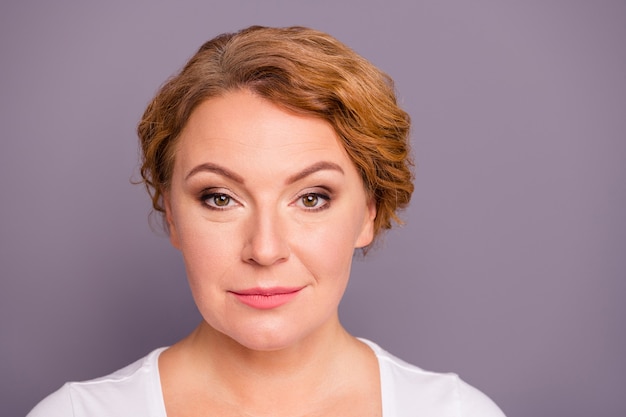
left=185, top=161, right=344, bottom=185
left=185, top=163, right=245, bottom=183
left=286, top=161, right=344, bottom=184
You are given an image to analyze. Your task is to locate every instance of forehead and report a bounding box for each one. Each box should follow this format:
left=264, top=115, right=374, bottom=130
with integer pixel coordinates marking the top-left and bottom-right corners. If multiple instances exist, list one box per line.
left=174, top=90, right=353, bottom=171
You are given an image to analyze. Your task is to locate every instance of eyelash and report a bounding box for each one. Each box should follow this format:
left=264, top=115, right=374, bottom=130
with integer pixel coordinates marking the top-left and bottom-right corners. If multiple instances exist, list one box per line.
left=295, top=191, right=331, bottom=212
left=199, top=191, right=239, bottom=211
left=198, top=189, right=332, bottom=212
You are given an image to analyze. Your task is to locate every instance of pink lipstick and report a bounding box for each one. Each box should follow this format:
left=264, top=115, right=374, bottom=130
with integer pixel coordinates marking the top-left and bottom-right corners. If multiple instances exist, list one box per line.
left=230, top=287, right=303, bottom=310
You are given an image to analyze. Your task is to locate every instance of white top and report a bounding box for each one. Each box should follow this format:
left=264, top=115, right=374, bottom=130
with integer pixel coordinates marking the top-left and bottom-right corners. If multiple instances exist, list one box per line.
left=28, top=339, right=505, bottom=416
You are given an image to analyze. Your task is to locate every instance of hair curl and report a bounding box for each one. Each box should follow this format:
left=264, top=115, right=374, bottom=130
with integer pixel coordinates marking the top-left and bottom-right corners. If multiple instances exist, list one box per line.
left=138, top=25, right=413, bottom=243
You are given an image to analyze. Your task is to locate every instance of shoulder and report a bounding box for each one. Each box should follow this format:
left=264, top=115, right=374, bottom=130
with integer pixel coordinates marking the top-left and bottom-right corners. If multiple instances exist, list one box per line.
left=27, top=348, right=168, bottom=417
left=359, top=338, right=506, bottom=417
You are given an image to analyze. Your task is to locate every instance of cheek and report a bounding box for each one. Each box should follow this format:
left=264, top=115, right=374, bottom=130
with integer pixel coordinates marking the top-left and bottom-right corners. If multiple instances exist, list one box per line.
left=290, top=217, right=361, bottom=279
left=176, top=220, right=239, bottom=285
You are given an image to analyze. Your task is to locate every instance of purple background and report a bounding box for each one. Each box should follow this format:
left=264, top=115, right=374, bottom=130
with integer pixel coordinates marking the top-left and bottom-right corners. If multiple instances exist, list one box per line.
left=2, top=1, right=625, bottom=416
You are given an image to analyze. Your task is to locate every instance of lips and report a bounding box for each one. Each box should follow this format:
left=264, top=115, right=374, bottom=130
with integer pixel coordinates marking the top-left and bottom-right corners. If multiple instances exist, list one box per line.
left=230, top=287, right=303, bottom=310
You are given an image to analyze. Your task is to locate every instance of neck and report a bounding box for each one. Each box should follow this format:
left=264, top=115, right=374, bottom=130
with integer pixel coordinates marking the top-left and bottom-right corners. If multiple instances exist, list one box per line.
left=160, top=316, right=381, bottom=416
left=177, top=315, right=355, bottom=406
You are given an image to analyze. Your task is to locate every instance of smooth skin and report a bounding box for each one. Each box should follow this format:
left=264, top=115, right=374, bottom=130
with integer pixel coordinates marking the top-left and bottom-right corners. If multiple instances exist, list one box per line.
left=159, top=89, right=381, bottom=416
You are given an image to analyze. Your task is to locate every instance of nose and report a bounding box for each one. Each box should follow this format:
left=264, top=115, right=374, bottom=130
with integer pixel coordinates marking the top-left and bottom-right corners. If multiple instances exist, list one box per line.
left=241, top=208, right=290, bottom=266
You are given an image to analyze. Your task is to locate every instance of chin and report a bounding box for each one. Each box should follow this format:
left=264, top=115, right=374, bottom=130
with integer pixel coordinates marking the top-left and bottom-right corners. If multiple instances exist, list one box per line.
left=235, top=337, right=295, bottom=352
left=230, top=323, right=309, bottom=352
left=202, top=316, right=309, bottom=353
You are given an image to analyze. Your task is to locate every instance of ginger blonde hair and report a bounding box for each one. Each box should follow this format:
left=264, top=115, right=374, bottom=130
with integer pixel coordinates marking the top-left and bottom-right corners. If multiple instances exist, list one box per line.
left=138, top=25, right=413, bottom=242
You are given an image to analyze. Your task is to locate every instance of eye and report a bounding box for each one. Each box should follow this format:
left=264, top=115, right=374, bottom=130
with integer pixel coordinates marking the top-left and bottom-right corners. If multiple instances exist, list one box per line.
left=201, top=192, right=238, bottom=210
left=302, top=194, right=319, bottom=207
left=296, top=192, right=330, bottom=211
left=212, top=194, right=231, bottom=207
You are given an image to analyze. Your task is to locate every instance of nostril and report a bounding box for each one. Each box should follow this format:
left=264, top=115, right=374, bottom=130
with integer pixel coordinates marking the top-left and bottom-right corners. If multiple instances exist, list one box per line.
left=244, top=238, right=290, bottom=266
left=242, top=216, right=290, bottom=266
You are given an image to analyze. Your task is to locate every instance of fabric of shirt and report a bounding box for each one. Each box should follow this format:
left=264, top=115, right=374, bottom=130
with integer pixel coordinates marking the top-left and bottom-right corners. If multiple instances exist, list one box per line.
left=27, top=338, right=506, bottom=416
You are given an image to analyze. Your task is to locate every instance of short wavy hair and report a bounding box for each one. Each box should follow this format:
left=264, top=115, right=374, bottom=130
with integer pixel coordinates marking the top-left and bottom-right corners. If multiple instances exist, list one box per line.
left=138, top=25, right=413, bottom=243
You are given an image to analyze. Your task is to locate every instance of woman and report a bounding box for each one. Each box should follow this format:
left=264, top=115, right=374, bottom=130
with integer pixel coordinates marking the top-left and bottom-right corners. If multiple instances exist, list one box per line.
left=28, top=26, right=505, bottom=416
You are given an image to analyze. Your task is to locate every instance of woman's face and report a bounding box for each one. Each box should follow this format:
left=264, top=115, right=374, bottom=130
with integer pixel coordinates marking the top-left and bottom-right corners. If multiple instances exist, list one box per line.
left=165, top=89, right=376, bottom=351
